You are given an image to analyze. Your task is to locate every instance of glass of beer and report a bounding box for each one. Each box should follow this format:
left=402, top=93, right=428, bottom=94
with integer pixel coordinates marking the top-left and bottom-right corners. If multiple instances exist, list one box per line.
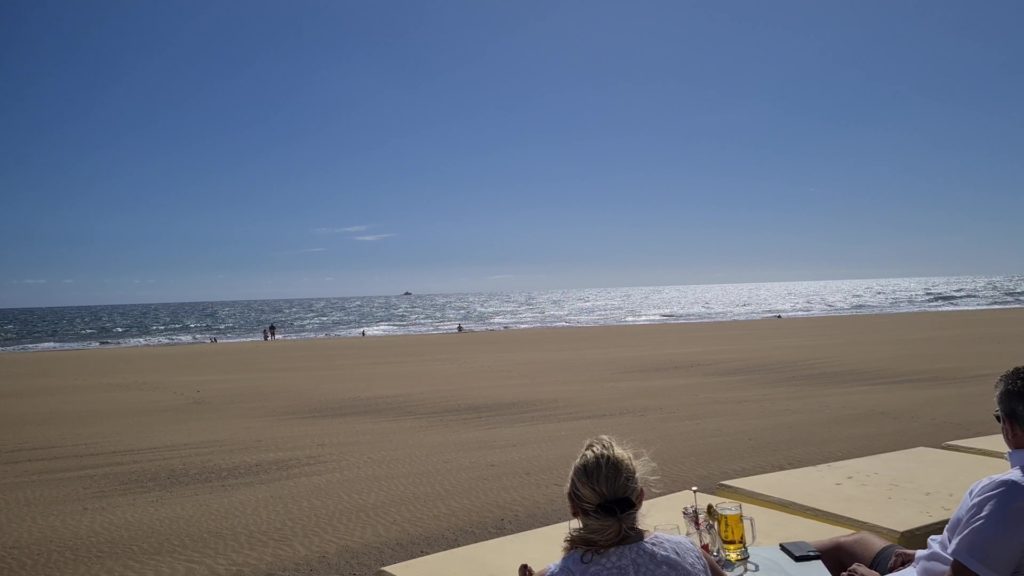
left=714, top=502, right=756, bottom=561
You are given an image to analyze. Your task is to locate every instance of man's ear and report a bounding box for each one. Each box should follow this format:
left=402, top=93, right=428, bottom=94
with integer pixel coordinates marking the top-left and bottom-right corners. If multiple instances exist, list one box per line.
left=1009, top=420, right=1024, bottom=449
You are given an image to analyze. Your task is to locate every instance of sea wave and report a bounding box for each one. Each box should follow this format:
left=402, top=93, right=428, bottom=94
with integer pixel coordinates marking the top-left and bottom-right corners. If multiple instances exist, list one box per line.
left=926, top=294, right=974, bottom=303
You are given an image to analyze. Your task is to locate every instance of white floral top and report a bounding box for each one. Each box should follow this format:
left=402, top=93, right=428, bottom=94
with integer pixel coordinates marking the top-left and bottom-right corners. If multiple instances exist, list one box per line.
left=545, top=533, right=712, bottom=576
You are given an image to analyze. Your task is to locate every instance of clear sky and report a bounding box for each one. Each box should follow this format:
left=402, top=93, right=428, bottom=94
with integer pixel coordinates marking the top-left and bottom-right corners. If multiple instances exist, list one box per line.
left=2, top=1, right=1022, bottom=307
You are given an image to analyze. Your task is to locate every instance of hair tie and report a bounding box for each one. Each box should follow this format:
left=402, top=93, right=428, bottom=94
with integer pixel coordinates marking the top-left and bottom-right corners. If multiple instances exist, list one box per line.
left=595, top=497, right=636, bottom=517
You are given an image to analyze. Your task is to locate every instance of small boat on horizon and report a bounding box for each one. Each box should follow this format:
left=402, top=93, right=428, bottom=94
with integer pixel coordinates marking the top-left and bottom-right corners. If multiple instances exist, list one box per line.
left=401, top=291, right=413, bottom=296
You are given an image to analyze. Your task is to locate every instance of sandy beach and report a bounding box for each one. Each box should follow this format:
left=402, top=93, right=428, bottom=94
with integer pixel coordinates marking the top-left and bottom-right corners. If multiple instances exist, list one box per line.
left=1, top=309, right=1021, bottom=576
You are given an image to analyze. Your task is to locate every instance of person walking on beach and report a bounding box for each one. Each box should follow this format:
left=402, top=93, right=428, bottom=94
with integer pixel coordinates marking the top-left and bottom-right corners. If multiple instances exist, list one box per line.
left=809, top=365, right=1024, bottom=576
left=269, top=324, right=276, bottom=340
left=263, top=328, right=269, bottom=341
left=518, top=436, right=724, bottom=576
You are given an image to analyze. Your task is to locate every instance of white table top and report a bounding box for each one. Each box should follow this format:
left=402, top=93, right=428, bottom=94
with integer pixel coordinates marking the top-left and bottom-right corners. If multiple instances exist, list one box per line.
left=725, top=547, right=829, bottom=576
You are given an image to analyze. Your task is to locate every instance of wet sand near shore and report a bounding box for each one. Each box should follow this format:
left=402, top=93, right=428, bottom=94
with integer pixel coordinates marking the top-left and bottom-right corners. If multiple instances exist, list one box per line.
left=1, top=309, right=1021, bottom=576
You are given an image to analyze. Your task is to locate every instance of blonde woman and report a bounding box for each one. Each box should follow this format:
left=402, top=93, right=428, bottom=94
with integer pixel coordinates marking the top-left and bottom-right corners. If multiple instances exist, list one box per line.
left=519, top=436, right=726, bottom=576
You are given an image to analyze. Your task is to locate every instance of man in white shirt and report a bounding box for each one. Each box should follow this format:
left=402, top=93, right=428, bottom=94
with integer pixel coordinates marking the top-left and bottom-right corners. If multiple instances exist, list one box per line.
left=812, top=366, right=1024, bottom=576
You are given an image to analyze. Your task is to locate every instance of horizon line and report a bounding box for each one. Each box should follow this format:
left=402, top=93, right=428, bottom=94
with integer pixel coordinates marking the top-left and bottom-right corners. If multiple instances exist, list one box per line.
left=2, top=272, right=1021, bottom=311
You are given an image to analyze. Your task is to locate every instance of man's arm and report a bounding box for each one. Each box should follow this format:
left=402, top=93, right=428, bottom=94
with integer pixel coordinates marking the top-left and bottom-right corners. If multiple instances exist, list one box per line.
left=946, top=478, right=1024, bottom=576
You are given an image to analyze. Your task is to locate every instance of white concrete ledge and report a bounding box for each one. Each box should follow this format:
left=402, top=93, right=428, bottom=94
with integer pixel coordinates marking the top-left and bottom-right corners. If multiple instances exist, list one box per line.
left=377, top=521, right=565, bottom=576
left=716, top=447, right=1009, bottom=548
left=941, top=434, right=1007, bottom=459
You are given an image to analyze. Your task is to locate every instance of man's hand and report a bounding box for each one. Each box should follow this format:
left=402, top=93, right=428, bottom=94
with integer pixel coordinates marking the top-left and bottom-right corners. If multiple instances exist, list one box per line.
left=888, top=548, right=917, bottom=572
left=841, top=563, right=881, bottom=576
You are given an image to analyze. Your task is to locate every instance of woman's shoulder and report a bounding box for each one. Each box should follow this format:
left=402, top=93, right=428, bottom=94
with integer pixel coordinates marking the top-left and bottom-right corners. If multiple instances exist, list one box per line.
left=644, top=532, right=702, bottom=553
left=547, top=533, right=707, bottom=575
left=644, top=533, right=711, bottom=573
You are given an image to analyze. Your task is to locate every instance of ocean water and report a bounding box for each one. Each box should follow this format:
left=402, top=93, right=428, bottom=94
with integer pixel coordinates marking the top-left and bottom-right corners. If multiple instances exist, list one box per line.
left=2, top=276, right=1022, bottom=353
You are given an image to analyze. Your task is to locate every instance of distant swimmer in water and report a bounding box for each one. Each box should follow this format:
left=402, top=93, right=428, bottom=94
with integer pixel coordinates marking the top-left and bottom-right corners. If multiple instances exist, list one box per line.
left=775, top=314, right=783, bottom=319
left=457, top=324, right=464, bottom=333
left=269, top=324, right=276, bottom=340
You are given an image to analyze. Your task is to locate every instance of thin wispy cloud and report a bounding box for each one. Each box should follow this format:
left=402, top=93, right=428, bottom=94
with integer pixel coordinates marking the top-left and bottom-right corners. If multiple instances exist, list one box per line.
left=313, top=225, right=369, bottom=234
left=271, top=247, right=328, bottom=255
left=62, top=279, right=74, bottom=284
left=487, top=274, right=514, bottom=280
left=354, top=234, right=396, bottom=241
left=10, top=279, right=47, bottom=284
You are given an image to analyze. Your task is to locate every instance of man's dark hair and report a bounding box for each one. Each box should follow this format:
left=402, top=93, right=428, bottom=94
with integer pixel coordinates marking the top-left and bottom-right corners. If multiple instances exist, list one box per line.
left=995, top=366, right=1024, bottom=429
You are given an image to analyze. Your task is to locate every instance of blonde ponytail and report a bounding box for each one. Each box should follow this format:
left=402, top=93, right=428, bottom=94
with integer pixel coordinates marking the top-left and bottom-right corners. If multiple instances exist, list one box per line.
left=563, top=436, right=656, bottom=555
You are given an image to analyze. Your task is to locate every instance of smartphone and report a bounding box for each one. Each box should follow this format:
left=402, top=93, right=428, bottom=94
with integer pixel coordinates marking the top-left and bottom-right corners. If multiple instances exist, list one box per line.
left=779, top=541, right=822, bottom=562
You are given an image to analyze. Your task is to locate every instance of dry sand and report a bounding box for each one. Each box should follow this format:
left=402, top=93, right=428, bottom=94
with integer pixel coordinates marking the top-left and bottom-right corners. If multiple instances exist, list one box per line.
left=1, top=309, right=1022, bottom=576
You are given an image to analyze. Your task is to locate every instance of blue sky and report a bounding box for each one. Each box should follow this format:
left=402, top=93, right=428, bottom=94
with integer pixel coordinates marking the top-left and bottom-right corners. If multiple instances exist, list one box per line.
left=2, top=1, right=1022, bottom=307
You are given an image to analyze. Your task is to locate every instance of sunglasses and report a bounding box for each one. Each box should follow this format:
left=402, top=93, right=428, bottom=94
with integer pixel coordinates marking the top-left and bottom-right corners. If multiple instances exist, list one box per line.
left=994, top=410, right=1002, bottom=424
